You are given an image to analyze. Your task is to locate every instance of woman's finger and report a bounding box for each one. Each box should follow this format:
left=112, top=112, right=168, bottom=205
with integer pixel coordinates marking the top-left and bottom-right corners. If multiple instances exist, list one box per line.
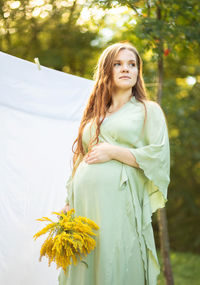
left=86, top=157, right=98, bottom=164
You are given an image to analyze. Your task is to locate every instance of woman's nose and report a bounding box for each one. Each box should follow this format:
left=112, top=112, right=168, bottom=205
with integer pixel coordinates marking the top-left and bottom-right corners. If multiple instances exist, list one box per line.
left=121, top=64, right=129, bottom=72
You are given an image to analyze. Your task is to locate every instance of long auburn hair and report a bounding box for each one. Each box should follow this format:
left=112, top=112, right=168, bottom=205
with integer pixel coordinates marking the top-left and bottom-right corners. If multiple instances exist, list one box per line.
left=71, top=42, right=148, bottom=176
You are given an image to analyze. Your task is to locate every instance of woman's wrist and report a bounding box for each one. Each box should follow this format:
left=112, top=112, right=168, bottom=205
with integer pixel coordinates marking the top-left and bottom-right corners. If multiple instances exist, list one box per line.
left=109, top=144, right=139, bottom=168
left=109, top=144, right=120, bottom=160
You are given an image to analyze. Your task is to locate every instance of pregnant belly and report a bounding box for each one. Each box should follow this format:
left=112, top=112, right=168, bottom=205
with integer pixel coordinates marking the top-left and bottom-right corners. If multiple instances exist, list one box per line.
left=72, top=159, right=123, bottom=201
left=71, top=159, right=137, bottom=237
left=74, top=159, right=122, bottom=186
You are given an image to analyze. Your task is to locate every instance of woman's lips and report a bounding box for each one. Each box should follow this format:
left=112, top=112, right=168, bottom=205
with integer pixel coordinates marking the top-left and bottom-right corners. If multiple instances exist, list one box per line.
left=119, top=76, right=131, bottom=79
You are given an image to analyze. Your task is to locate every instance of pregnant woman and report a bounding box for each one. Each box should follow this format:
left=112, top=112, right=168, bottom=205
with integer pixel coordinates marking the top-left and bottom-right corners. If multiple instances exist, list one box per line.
left=58, top=42, right=170, bottom=285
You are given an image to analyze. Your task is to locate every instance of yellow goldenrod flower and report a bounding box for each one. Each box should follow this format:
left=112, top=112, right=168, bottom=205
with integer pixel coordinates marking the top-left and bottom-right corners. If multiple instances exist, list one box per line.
left=33, top=208, right=99, bottom=273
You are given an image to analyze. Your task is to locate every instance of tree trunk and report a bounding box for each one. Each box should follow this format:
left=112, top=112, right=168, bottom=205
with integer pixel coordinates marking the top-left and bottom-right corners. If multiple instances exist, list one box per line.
left=157, top=209, right=174, bottom=285
left=156, top=2, right=174, bottom=285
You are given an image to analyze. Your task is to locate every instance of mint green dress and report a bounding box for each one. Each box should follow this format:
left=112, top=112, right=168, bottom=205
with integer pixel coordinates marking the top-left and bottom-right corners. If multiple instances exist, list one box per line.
left=58, top=95, right=170, bottom=285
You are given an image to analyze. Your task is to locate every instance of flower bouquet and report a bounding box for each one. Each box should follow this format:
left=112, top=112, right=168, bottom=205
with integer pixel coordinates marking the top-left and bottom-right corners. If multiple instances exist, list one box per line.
left=33, top=208, right=99, bottom=273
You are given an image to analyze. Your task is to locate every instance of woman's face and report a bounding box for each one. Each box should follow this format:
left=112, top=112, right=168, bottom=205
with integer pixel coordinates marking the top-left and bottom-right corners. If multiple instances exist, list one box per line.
left=112, top=49, right=138, bottom=91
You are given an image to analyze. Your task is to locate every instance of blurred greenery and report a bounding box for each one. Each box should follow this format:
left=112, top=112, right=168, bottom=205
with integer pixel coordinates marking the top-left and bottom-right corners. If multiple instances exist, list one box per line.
left=0, top=0, right=200, bottom=255
left=157, top=250, right=200, bottom=285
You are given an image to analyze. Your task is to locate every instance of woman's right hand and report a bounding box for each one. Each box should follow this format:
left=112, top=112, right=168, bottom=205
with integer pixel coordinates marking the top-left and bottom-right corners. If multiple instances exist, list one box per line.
left=58, top=204, right=70, bottom=218
left=63, top=204, right=70, bottom=213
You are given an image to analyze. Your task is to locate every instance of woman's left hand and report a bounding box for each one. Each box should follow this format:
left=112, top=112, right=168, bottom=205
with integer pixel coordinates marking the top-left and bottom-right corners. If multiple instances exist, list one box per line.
left=84, top=142, right=113, bottom=164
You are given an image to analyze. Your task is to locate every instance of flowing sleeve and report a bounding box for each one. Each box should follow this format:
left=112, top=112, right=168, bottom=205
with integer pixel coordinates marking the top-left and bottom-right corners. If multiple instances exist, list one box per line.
left=129, top=101, right=170, bottom=213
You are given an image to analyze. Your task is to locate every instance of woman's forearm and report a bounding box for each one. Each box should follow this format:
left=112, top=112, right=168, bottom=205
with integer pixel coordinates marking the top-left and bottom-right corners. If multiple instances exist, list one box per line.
left=109, top=145, right=139, bottom=168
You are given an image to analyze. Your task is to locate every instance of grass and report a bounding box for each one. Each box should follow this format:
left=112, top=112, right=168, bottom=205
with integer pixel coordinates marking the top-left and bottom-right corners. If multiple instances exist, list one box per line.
left=157, top=250, right=200, bottom=285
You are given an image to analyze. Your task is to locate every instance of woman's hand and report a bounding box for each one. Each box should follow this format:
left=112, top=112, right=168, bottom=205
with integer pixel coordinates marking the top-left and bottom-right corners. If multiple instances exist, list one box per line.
left=84, top=142, right=139, bottom=168
left=84, top=142, right=140, bottom=168
left=57, top=204, right=70, bottom=218
left=84, top=142, right=113, bottom=164
left=63, top=204, right=70, bottom=213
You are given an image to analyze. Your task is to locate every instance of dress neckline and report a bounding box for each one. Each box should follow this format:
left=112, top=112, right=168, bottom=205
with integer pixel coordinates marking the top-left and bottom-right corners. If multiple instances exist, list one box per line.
left=103, top=95, right=136, bottom=121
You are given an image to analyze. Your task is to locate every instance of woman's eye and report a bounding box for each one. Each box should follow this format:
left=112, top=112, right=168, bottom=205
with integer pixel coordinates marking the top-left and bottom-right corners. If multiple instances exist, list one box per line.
left=114, top=63, right=136, bottom=67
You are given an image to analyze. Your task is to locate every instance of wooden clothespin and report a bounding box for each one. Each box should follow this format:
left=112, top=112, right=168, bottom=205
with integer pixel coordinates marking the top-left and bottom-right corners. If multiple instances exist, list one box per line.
left=34, top=57, right=41, bottom=70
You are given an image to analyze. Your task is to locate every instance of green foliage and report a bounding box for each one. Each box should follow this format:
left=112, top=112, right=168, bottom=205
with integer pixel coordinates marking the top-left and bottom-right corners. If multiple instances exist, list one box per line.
left=165, top=82, right=200, bottom=253
left=0, top=0, right=100, bottom=77
left=157, top=250, right=200, bottom=284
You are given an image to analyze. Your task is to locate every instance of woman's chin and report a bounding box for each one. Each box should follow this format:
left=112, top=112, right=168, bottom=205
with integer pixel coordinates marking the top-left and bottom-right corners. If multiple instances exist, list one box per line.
left=116, top=84, right=134, bottom=90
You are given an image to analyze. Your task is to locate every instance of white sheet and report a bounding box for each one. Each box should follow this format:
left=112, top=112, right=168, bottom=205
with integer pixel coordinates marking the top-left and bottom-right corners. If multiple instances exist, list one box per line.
left=0, top=51, right=94, bottom=284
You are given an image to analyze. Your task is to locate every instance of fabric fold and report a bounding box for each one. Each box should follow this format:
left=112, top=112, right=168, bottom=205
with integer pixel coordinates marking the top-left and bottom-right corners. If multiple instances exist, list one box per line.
left=124, top=163, right=161, bottom=285
left=122, top=164, right=148, bottom=283
left=120, top=163, right=128, bottom=190
left=65, top=155, right=83, bottom=205
left=65, top=174, right=73, bottom=205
